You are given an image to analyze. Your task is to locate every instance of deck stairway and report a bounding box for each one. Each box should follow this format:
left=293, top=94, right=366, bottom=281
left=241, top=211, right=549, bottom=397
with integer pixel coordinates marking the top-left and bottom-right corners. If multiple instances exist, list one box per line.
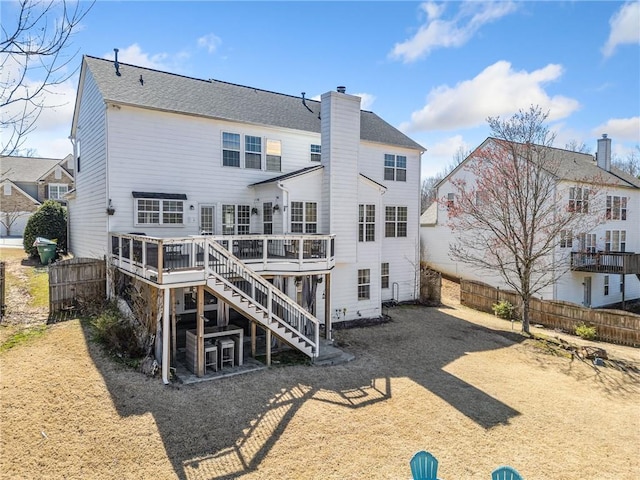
left=202, top=238, right=320, bottom=359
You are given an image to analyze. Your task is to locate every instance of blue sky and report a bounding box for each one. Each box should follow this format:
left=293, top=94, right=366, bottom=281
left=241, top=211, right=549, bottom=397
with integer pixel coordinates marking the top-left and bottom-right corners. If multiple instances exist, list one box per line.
left=3, top=1, right=639, bottom=179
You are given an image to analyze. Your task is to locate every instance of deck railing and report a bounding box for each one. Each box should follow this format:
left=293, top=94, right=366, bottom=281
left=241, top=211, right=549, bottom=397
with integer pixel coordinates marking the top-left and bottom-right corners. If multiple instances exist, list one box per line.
left=110, top=233, right=335, bottom=283
left=570, top=251, right=640, bottom=274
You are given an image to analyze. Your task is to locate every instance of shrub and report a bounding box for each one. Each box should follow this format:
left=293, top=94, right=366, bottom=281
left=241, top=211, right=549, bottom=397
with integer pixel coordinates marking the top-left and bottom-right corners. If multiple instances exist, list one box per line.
left=492, top=300, right=514, bottom=320
left=23, top=200, right=67, bottom=258
left=91, top=303, right=146, bottom=362
left=575, top=322, right=597, bottom=340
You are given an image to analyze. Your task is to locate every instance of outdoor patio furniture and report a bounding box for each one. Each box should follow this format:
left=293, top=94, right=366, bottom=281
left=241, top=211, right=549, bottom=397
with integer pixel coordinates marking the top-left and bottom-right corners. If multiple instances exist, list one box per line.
left=410, top=450, right=440, bottom=480
left=204, top=343, right=218, bottom=372
left=218, top=338, right=235, bottom=368
left=491, top=465, right=523, bottom=480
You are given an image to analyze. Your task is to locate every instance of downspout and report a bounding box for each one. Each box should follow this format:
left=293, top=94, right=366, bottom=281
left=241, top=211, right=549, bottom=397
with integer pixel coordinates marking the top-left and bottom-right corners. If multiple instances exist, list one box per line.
left=68, top=134, right=77, bottom=254
left=277, top=181, right=290, bottom=233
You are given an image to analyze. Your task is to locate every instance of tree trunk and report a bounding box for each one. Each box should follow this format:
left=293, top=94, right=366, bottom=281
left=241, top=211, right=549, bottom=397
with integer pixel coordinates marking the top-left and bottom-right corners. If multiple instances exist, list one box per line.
left=521, top=297, right=531, bottom=334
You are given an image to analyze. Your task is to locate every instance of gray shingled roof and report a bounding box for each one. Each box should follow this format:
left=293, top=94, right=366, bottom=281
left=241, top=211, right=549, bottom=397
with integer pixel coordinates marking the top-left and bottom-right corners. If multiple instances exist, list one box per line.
left=82, top=56, right=425, bottom=151
left=250, top=166, right=323, bottom=186
left=0, top=156, right=66, bottom=182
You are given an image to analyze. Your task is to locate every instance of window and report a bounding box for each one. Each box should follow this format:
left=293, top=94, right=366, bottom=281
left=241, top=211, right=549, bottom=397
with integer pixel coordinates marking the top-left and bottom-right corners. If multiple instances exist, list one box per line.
left=222, top=204, right=250, bottom=234
left=384, top=154, right=407, bottom=181
left=245, top=135, right=262, bottom=169
left=604, top=276, right=609, bottom=296
left=358, top=204, right=375, bottom=242
left=381, top=263, right=389, bottom=289
left=263, top=202, right=273, bottom=234
left=559, top=230, right=573, bottom=248
left=606, top=195, right=627, bottom=220
left=310, top=144, right=321, bottom=162
left=266, top=139, right=281, bottom=172
left=136, top=199, right=184, bottom=225
left=291, top=201, right=317, bottom=233
left=577, top=233, right=596, bottom=253
left=447, top=192, right=455, bottom=209
left=385, top=206, right=408, bottom=238
left=358, top=269, right=370, bottom=300
left=4, top=183, right=11, bottom=195
left=605, top=230, right=626, bottom=252
left=223, top=132, right=241, bottom=167
left=48, top=184, right=69, bottom=200
left=568, top=187, right=589, bottom=213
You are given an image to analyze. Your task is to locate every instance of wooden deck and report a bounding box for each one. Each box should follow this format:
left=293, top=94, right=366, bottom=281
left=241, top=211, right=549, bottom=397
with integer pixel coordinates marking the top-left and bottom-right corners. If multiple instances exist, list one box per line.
left=570, top=252, right=640, bottom=274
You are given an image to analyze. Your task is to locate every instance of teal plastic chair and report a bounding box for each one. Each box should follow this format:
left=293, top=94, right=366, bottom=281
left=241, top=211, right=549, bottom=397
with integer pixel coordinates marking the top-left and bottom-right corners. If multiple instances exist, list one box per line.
left=410, top=450, right=439, bottom=480
left=492, top=465, right=523, bottom=480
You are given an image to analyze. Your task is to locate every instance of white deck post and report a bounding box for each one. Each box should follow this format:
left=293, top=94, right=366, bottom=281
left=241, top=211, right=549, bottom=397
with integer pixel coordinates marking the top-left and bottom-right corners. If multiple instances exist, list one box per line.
left=162, top=288, right=170, bottom=384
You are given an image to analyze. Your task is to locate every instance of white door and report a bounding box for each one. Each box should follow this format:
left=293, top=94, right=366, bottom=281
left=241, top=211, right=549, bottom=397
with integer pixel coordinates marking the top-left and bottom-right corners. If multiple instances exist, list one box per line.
left=583, top=277, right=592, bottom=307
left=199, top=205, right=215, bottom=235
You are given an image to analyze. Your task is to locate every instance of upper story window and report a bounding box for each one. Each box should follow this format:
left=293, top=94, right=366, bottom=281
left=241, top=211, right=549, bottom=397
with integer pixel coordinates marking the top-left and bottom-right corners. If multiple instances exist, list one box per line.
left=359, top=204, right=375, bottom=242
left=606, top=195, right=627, bottom=220
left=266, top=139, right=281, bottom=172
left=605, top=230, right=626, bottom=252
left=245, top=135, right=262, bottom=169
left=291, top=201, right=317, bottom=233
left=48, top=184, right=69, bottom=200
left=136, top=199, right=183, bottom=225
left=310, top=144, right=321, bottom=162
left=385, top=206, right=407, bottom=237
left=559, top=229, right=573, bottom=248
left=384, top=154, right=407, bottom=182
left=447, top=193, right=455, bottom=210
left=577, top=233, right=596, bottom=253
left=222, top=204, right=250, bottom=235
left=222, top=132, right=241, bottom=167
left=568, top=187, right=589, bottom=213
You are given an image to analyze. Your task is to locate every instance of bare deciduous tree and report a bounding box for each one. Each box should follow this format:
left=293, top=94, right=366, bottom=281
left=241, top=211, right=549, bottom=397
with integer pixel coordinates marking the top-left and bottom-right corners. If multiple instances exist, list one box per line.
left=612, top=145, right=640, bottom=178
left=1, top=0, right=93, bottom=155
left=1, top=204, right=32, bottom=236
left=446, top=106, right=605, bottom=333
left=421, top=146, right=468, bottom=213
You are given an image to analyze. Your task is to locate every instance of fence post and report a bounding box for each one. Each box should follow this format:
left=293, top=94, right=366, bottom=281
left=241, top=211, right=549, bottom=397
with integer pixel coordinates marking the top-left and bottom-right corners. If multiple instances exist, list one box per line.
left=0, top=261, right=5, bottom=321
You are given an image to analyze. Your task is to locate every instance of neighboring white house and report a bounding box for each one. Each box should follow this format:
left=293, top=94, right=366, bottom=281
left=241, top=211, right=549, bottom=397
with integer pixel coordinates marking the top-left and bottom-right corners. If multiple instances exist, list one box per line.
left=0, top=154, right=74, bottom=236
left=68, top=55, right=425, bottom=381
left=421, top=135, right=640, bottom=309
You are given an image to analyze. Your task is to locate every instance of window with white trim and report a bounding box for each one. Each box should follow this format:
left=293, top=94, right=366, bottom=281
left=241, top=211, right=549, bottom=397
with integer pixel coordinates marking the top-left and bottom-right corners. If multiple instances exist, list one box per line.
left=263, top=202, right=273, bottom=234
left=291, top=201, right=317, bottom=233
left=48, top=184, right=69, bottom=200
left=222, top=132, right=241, bottom=167
left=136, top=198, right=184, bottom=225
left=266, top=139, right=281, bottom=172
left=310, top=144, right=321, bottom=162
left=384, top=154, right=407, bottom=181
left=559, top=230, right=573, bottom=248
left=446, top=192, right=455, bottom=210
left=385, top=206, right=407, bottom=238
left=381, top=263, right=389, bottom=289
left=606, top=195, right=627, bottom=220
left=577, top=233, right=596, bottom=253
left=245, top=135, right=262, bottom=169
left=605, top=230, right=626, bottom=252
left=568, top=187, right=589, bottom=213
left=222, top=204, right=250, bottom=235
left=604, top=275, right=609, bottom=296
left=358, top=269, right=370, bottom=300
left=359, top=204, right=375, bottom=242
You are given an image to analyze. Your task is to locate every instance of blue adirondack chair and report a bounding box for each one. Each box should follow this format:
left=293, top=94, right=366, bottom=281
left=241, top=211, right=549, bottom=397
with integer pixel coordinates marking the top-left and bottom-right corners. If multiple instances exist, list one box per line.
left=491, top=465, right=523, bottom=480
left=410, top=450, right=439, bottom=480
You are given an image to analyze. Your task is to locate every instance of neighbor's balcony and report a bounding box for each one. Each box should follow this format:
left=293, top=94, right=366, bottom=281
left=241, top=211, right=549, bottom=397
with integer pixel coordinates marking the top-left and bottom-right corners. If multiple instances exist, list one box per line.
left=570, top=251, right=640, bottom=274
left=109, top=233, right=336, bottom=285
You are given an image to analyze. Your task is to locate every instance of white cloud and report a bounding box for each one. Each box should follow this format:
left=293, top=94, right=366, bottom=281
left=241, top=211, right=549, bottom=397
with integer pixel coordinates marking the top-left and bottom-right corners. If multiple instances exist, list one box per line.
left=390, top=1, right=518, bottom=63
left=197, top=33, right=222, bottom=54
left=400, top=61, right=580, bottom=133
left=353, top=93, right=376, bottom=110
left=591, top=117, right=640, bottom=142
left=602, top=2, right=640, bottom=58
left=103, top=44, right=172, bottom=70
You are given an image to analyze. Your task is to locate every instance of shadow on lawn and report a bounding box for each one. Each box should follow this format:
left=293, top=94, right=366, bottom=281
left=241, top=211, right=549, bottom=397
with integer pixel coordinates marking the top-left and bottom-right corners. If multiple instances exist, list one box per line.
left=80, top=304, right=524, bottom=480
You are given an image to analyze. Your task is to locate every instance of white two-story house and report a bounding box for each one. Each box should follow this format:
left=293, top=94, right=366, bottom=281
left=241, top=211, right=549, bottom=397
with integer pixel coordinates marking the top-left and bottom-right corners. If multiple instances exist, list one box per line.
left=421, top=134, right=640, bottom=309
left=68, top=55, right=424, bottom=382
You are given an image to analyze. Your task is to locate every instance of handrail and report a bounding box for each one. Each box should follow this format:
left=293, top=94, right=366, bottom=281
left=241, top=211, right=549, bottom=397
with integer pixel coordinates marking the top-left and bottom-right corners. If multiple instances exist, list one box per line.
left=203, top=238, right=319, bottom=355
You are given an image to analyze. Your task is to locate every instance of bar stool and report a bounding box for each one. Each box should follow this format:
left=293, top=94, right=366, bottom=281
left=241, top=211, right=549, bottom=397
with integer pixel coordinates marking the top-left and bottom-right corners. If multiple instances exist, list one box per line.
left=218, top=338, right=235, bottom=368
left=204, top=343, right=218, bottom=372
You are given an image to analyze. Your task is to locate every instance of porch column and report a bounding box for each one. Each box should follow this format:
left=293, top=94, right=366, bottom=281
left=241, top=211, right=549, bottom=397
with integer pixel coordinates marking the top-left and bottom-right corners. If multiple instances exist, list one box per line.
left=197, top=285, right=205, bottom=377
left=324, top=272, right=332, bottom=340
left=170, top=289, right=176, bottom=365
left=265, top=328, right=271, bottom=366
left=162, top=288, right=170, bottom=384
left=251, top=321, right=257, bottom=358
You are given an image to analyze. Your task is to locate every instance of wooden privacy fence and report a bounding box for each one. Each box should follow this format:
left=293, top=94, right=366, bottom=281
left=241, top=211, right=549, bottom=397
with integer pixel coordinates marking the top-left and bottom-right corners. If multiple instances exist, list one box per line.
left=0, top=261, right=5, bottom=321
left=49, top=258, right=106, bottom=316
left=460, top=279, right=640, bottom=347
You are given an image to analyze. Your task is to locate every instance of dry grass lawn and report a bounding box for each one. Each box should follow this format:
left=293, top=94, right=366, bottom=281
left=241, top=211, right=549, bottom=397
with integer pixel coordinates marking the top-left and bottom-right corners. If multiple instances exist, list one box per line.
left=1, top=247, right=639, bottom=479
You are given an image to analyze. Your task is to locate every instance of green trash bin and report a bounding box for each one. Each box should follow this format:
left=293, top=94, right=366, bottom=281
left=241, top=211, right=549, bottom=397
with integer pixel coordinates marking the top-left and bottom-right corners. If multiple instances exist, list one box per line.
left=34, top=237, right=57, bottom=265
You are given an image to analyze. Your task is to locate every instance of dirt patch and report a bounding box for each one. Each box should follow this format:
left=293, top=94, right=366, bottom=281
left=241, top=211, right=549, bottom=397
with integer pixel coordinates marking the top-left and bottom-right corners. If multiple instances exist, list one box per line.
left=1, top=254, right=639, bottom=479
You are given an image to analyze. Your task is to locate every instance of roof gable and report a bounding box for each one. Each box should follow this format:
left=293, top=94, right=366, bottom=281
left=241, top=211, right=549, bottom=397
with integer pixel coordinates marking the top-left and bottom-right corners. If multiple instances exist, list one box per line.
left=0, top=156, right=72, bottom=183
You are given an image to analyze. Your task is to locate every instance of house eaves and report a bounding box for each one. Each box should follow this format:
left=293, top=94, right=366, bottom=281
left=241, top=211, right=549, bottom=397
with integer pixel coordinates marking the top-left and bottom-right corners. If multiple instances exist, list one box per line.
left=249, top=166, right=323, bottom=187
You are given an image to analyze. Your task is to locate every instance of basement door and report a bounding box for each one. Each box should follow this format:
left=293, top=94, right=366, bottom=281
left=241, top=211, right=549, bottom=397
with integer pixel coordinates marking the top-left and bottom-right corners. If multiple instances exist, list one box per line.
left=199, top=205, right=215, bottom=235
left=583, top=277, right=592, bottom=307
